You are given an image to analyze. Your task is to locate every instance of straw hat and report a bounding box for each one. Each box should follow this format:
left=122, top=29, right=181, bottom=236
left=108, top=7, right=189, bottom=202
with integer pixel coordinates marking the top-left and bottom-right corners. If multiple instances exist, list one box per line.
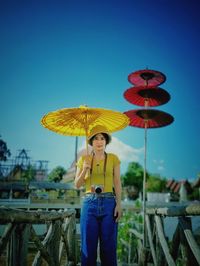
left=88, top=125, right=111, bottom=145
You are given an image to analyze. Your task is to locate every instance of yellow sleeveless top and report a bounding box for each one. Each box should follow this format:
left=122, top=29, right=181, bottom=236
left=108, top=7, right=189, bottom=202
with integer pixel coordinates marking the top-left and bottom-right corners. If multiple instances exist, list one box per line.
left=76, top=153, right=120, bottom=193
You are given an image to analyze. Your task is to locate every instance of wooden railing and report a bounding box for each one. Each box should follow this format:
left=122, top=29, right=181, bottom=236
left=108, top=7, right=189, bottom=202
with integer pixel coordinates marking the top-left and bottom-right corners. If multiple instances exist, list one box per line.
left=120, top=202, right=200, bottom=266
left=0, top=206, right=78, bottom=266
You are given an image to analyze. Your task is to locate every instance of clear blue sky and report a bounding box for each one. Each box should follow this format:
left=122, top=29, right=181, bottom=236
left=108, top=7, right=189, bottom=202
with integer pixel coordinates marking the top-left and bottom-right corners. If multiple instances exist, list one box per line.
left=1, top=0, right=200, bottom=181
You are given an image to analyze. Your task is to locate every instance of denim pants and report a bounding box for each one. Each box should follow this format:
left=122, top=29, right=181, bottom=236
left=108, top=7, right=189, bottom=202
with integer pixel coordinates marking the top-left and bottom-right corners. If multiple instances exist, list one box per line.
left=80, top=193, right=118, bottom=266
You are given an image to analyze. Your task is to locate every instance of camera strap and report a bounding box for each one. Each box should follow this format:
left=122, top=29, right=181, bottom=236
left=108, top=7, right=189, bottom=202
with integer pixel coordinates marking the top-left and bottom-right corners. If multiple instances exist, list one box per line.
left=90, top=152, right=107, bottom=188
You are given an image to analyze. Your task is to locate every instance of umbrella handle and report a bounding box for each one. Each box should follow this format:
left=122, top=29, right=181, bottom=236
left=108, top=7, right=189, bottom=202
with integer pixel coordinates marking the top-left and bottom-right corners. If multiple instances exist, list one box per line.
left=85, top=127, right=89, bottom=155
left=85, top=127, right=90, bottom=178
left=143, top=123, right=147, bottom=248
left=86, top=138, right=89, bottom=155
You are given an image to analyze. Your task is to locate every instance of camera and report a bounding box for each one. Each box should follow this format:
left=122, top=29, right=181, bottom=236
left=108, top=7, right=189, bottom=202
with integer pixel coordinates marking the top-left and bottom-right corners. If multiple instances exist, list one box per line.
left=91, top=185, right=104, bottom=194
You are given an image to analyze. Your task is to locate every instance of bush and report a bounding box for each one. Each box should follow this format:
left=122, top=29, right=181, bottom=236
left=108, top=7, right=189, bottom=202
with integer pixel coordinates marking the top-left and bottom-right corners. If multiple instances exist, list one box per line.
left=117, top=201, right=143, bottom=263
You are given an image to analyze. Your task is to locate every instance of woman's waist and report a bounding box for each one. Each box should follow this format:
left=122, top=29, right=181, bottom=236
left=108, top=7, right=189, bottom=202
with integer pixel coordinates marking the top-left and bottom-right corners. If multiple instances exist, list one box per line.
left=85, top=185, right=113, bottom=194
left=84, top=192, right=115, bottom=198
left=85, top=178, right=113, bottom=191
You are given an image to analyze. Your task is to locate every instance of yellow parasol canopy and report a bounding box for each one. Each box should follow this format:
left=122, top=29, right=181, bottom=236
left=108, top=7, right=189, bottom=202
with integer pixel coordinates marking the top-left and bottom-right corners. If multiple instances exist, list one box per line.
left=41, top=105, right=129, bottom=150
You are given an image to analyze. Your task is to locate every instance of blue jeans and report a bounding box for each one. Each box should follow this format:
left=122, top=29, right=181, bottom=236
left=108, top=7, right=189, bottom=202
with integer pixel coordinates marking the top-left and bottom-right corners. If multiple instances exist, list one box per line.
left=80, top=193, right=118, bottom=266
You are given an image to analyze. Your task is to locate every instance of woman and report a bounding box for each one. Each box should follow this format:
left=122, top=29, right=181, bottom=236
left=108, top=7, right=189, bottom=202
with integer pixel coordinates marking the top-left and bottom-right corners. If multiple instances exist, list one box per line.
left=74, top=125, right=122, bottom=266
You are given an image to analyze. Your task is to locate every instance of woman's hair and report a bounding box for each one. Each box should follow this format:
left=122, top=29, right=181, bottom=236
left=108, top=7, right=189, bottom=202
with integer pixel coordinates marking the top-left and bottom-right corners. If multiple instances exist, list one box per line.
left=89, top=133, right=110, bottom=146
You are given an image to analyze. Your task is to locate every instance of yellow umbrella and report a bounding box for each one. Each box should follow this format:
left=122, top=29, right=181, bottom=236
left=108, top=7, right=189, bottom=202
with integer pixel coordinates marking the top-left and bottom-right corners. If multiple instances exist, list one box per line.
left=41, top=105, right=129, bottom=153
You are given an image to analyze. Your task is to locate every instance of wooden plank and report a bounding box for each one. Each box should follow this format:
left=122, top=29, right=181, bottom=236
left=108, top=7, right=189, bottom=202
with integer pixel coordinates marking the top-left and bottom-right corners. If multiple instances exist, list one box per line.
left=170, top=223, right=180, bottom=261
left=146, top=203, right=200, bottom=217
left=0, top=206, right=75, bottom=223
left=32, top=222, right=55, bottom=266
left=147, top=206, right=186, bottom=216
left=129, top=229, right=143, bottom=240
left=179, top=217, right=200, bottom=265
left=6, top=223, right=30, bottom=266
left=59, top=217, right=70, bottom=264
left=155, top=227, right=163, bottom=266
left=146, top=215, right=157, bottom=266
left=0, top=223, right=16, bottom=255
left=155, top=216, right=176, bottom=266
left=185, top=203, right=200, bottom=215
left=48, top=220, right=61, bottom=265
left=67, top=214, right=77, bottom=264
left=30, top=225, right=55, bottom=266
left=0, top=202, right=81, bottom=211
left=7, top=224, right=18, bottom=266
left=18, top=224, right=31, bottom=266
left=120, top=238, right=130, bottom=248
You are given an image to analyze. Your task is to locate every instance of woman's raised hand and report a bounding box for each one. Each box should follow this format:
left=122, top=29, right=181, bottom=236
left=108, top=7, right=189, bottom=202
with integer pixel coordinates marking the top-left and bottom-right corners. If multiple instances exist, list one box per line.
left=83, top=155, right=92, bottom=171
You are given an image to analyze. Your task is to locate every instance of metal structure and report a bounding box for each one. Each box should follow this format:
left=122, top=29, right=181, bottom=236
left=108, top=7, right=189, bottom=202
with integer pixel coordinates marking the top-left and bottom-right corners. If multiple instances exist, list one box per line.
left=0, top=149, right=49, bottom=180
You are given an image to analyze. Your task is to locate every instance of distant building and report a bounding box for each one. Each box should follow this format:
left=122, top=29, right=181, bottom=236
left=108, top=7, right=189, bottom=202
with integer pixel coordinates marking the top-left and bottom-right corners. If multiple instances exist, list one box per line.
left=0, top=149, right=49, bottom=181
left=34, top=160, right=48, bottom=181
left=166, top=179, right=193, bottom=201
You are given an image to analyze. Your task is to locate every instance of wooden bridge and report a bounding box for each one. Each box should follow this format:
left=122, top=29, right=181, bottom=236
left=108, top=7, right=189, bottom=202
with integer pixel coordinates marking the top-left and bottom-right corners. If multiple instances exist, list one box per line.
left=119, top=202, right=200, bottom=266
left=0, top=202, right=200, bottom=265
left=0, top=206, right=78, bottom=265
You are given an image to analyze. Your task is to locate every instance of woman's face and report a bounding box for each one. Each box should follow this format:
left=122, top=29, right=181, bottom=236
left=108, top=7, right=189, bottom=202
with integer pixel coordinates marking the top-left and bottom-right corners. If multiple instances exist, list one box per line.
left=92, top=133, right=106, bottom=151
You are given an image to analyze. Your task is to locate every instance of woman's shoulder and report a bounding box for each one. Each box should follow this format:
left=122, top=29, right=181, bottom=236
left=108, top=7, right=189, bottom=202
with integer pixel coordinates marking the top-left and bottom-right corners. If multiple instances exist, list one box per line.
left=107, top=153, right=120, bottom=166
left=78, top=154, right=93, bottom=162
left=106, top=152, right=119, bottom=160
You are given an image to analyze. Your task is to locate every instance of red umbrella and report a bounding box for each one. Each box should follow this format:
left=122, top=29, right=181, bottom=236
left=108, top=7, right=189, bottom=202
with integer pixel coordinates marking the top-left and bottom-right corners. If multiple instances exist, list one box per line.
left=124, top=86, right=170, bottom=107
left=128, top=69, right=166, bottom=87
left=124, top=109, right=174, bottom=128
left=124, top=109, right=174, bottom=248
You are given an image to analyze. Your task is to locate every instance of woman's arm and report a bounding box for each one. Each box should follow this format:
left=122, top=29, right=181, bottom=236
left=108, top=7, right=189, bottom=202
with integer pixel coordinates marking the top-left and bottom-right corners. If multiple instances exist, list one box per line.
left=74, top=167, right=86, bottom=189
left=74, top=156, right=91, bottom=189
left=113, top=163, right=122, bottom=222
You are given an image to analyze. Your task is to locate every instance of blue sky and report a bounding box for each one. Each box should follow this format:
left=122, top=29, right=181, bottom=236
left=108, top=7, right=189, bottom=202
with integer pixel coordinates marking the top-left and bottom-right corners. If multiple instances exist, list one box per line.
left=1, top=0, right=200, bottom=181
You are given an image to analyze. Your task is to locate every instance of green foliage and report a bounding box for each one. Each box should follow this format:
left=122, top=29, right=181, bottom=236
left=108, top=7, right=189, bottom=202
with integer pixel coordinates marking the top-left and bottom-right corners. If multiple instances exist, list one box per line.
left=0, top=138, right=11, bottom=161
left=121, top=162, right=147, bottom=191
left=135, top=199, right=142, bottom=208
left=122, top=162, right=167, bottom=196
left=188, top=188, right=200, bottom=200
left=146, top=174, right=167, bottom=192
left=117, top=207, right=143, bottom=263
left=48, top=166, right=66, bottom=182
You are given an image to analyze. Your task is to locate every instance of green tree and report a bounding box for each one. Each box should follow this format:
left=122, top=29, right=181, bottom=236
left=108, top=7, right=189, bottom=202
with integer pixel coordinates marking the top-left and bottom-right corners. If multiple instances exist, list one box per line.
left=122, top=162, right=147, bottom=191
left=48, top=166, right=66, bottom=182
left=146, top=174, right=167, bottom=192
left=0, top=138, right=11, bottom=161
left=121, top=162, right=148, bottom=200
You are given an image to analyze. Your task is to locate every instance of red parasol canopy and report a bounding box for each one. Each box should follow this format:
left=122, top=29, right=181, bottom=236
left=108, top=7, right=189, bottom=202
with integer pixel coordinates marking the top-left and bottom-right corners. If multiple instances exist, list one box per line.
left=124, top=109, right=174, bottom=128
left=123, top=86, right=170, bottom=107
left=128, top=69, right=166, bottom=87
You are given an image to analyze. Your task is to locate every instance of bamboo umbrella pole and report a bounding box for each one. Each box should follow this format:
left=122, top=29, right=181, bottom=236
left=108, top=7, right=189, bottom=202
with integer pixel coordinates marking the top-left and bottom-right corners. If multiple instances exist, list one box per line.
left=143, top=122, right=147, bottom=248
